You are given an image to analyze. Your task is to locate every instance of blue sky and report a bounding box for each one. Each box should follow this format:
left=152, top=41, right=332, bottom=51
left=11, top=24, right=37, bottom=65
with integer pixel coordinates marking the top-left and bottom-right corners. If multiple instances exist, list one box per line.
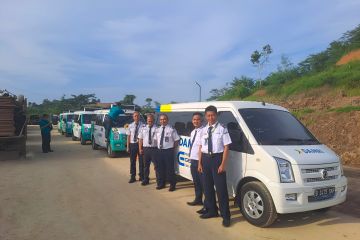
left=1, top=0, right=360, bottom=105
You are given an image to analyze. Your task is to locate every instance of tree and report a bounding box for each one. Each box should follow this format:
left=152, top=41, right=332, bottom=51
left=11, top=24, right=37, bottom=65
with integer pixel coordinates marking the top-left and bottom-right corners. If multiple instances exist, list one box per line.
left=122, top=94, right=136, bottom=105
left=145, top=98, right=152, bottom=107
left=251, top=44, right=273, bottom=85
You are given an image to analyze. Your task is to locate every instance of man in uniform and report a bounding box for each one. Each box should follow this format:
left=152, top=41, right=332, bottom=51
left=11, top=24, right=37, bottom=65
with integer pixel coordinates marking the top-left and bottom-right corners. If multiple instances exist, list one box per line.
left=126, top=111, right=145, bottom=183
left=138, top=114, right=159, bottom=186
left=39, top=114, right=53, bottom=153
left=187, top=112, right=205, bottom=206
left=154, top=113, right=180, bottom=191
left=198, top=105, right=232, bottom=227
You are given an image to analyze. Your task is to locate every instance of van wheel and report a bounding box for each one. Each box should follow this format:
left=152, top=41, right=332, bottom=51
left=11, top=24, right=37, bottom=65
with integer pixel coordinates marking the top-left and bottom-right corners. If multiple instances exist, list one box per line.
left=92, top=137, right=99, bottom=150
left=240, top=181, right=277, bottom=227
left=107, top=143, right=116, bottom=158
left=80, top=135, right=86, bottom=145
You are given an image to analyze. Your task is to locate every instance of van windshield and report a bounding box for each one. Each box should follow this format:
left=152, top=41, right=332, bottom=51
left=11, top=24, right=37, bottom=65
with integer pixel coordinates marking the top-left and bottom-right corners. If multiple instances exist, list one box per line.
left=67, top=114, right=74, bottom=121
left=239, top=108, right=320, bottom=145
left=113, top=115, right=133, bottom=127
left=82, top=114, right=94, bottom=124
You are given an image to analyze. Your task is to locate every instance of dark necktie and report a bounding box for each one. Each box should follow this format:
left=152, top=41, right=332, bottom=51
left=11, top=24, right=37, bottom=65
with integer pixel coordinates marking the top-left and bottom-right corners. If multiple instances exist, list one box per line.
left=208, top=126, right=213, bottom=154
left=133, top=123, right=139, bottom=142
left=148, top=126, right=152, bottom=145
left=160, top=126, right=165, bottom=149
left=189, top=129, right=197, bottom=155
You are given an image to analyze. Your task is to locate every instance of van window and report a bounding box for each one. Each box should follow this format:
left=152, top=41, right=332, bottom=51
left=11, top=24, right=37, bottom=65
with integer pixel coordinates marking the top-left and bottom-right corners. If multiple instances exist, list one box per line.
left=96, top=114, right=104, bottom=126
left=158, top=112, right=195, bottom=136
left=82, top=114, right=94, bottom=124
left=112, top=115, right=133, bottom=127
left=218, top=111, right=254, bottom=154
left=239, top=108, right=320, bottom=145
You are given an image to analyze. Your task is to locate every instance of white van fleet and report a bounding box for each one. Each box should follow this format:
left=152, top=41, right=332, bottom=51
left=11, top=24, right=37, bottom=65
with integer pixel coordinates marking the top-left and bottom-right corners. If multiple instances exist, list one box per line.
left=91, top=109, right=138, bottom=157
left=156, top=101, right=347, bottom=227
left=72, top=111, right=96, bottom=145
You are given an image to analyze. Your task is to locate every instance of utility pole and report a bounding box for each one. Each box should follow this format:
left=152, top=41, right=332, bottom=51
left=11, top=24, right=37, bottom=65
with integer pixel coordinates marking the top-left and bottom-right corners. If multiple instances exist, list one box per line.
left=195, top=81, right=201, bottom=102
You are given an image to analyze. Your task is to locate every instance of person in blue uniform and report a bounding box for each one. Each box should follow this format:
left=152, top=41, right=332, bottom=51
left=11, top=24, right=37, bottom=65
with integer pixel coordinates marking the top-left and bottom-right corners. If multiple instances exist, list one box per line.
left=187, top=112, right=205, bottom=206
left=154, top=113, right=180, bottom=191
left=138, top=114, right=159, bottom=186
left=126, top=111, right=145, bottom=183
left=197, top=105, right=232, bottom=227
left=39, top=114, right=53, bottom=153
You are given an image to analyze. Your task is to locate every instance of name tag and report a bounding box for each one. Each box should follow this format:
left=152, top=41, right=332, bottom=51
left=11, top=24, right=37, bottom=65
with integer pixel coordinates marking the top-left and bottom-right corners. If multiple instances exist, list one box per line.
left=165, top=137, right=170, bottom=142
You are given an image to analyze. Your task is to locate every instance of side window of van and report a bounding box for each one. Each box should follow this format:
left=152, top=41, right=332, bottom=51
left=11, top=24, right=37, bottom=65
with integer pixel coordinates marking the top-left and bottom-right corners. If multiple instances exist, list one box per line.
left=218, top=111, right=254, bottom=154
left=158, top=112, right=195, bottom=136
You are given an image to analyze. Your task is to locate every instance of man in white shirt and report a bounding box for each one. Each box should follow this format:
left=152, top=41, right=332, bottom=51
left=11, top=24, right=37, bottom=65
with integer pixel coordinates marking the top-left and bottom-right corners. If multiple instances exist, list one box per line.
left=126, top=111, right=145, bottom=183
left=138, top=114, right=159, bottom=186
left=198, top=105, right=232, bottom=227
left=187, top=112, right=205, bottom=206
left=154, top=113, right=180, bottom=191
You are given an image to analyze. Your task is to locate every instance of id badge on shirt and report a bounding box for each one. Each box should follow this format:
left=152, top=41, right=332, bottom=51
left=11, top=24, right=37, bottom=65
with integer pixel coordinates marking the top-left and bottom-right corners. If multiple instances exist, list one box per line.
left=165, top=136, right=170, bottom=142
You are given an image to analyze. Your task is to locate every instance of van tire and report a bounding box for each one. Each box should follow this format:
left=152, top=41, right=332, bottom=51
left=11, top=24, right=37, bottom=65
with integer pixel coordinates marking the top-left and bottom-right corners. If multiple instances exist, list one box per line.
left=107, top=143, right=116, bottom=158
left=92, top=137, right=99, bottom=150
left=80, top=135, right=86, bottom=145
left=240, top=181, right=277, bottom=227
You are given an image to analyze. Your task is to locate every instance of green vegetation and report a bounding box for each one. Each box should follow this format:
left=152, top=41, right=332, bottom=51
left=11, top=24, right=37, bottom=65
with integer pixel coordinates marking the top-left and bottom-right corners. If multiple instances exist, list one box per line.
left=291, top=108, right=315, bottom=119
left=209, top=24, right=360, bottom=101
left=328, top=105, right=360, bottom=113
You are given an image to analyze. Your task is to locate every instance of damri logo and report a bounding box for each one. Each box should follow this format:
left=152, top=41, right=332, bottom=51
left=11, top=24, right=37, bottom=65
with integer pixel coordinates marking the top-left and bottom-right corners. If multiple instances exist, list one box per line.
left=295, top=149, right=325, bottom=154
left=177, top=151, right=188, bottom=167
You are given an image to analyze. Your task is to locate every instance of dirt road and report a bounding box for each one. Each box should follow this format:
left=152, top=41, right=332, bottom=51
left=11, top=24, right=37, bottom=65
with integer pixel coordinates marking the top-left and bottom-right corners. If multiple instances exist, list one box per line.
left=0, top=126, right=359, bottom=240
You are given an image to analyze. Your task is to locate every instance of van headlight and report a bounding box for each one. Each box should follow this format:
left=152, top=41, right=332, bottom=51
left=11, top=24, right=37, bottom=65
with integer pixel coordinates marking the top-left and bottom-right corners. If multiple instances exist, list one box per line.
left=274, top=157, right=295, bottom=183
left=113, top=132, right=120, bottom=140
left=340, top=163, right=344, bottom=176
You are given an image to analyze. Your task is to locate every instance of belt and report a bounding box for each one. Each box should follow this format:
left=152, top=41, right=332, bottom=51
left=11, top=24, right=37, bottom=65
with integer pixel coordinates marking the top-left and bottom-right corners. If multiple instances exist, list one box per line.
left=159, top=147, right=174, bottom=151
left=202, top=152, right=223, bottom=157
left=144, top=147, right=157, bottom=149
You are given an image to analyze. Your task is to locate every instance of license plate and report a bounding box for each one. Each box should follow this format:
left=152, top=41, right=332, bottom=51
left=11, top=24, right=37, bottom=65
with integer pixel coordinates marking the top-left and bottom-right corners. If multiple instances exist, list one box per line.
left=309, top=187, right=335, bottom=202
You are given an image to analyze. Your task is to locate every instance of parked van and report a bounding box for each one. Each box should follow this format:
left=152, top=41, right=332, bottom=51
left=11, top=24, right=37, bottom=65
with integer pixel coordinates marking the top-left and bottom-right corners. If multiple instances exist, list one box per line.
left=91, top=109, right=142, bottom=157
left=156, top=101, right=347, bottom=227
left=61, top=112, right=75, bottom=137
left=57, top=113, right=63, bottom=133
left=72, top=111, right=96, bottom=145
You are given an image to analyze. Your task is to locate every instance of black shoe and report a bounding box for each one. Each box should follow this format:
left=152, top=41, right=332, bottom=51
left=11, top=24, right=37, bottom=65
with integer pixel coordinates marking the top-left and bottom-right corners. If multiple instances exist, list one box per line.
left=222, top=218, right=231, bottom=227
left=196, top=207, right=208, bottom=214
left=141, top=181, right=149, bottom=186
left=200, top=212, right=219, bottom=219
left=139, top=177, right=143, bottom=182
left=49, top=150, right=54, bottom=152
left=169, top=186, right=176, bottom=192
left=187, top=200, right=203, bottom=206
left=156, top=185, right=165, bottom=190
left=128, top=178, right=136, bottom=183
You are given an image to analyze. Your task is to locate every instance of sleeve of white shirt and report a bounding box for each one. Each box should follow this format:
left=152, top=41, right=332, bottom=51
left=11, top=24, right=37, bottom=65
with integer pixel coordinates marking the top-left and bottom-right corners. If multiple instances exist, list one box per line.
left=138, top=128, right=144, bottom=139
left=222, top=127, right=232, bottom=146
left=194, top=128, right=203, bottom=146
left=172, top=129, right=180, bottom=141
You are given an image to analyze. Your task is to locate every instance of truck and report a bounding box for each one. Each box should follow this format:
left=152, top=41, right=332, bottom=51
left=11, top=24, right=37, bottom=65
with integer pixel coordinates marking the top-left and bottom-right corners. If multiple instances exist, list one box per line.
left=0, top=90, right=27, bottom=158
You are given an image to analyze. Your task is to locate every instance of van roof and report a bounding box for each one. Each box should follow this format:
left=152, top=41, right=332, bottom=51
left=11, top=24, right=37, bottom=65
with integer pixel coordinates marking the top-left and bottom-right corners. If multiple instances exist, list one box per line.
left=73, top=111, right=96, bottom=114
left=158, top=101, right=288, bottom=112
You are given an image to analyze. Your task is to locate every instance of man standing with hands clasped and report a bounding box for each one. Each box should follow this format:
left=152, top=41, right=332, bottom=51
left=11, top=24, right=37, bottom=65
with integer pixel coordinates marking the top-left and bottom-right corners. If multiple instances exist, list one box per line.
left=126, top=111, right=145, bottom=183
left=155, top=113, right=180, bottom=192
left=187, top=112, right=205, bottom=207
left=198, top=105, right=232, bottom=227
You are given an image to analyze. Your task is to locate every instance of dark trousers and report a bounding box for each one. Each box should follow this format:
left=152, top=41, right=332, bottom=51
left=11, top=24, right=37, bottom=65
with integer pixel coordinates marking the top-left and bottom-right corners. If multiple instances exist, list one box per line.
left=41, top=132, right=51, bottom=153
left=190, top=160, right=204, bottom=202
left=130, top=143, right=144, bottom=179
left=158, top=148, right=176, bottom=187
left=143, top=147, right=159, bottom=184
left=202, top=153, right=230, bottom=220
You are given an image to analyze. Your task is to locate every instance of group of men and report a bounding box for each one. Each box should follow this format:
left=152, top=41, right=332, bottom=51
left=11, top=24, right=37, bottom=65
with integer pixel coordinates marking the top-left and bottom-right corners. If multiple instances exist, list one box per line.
left=126, top=105, right=232, bottom=227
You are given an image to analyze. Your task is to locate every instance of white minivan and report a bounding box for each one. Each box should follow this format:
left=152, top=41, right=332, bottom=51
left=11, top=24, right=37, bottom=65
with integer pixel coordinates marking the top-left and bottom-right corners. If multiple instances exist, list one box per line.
left=91, top=109, right=139, bottom=157
left=72, top=111, right=96, bottom=145
left=156, top=101, right=347, bottom=227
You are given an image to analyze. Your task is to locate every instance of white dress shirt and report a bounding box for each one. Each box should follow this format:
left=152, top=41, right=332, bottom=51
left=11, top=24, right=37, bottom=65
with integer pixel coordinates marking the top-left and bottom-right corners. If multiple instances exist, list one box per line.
left=197, top=122, right=232, bottom=154
left=126, top=121, right=145, bottom=143
left=189, top=126, right=203, bottom=160
left=138, top=124, right=158, bottom=147
left=154, top=124, right=180, bottom=149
